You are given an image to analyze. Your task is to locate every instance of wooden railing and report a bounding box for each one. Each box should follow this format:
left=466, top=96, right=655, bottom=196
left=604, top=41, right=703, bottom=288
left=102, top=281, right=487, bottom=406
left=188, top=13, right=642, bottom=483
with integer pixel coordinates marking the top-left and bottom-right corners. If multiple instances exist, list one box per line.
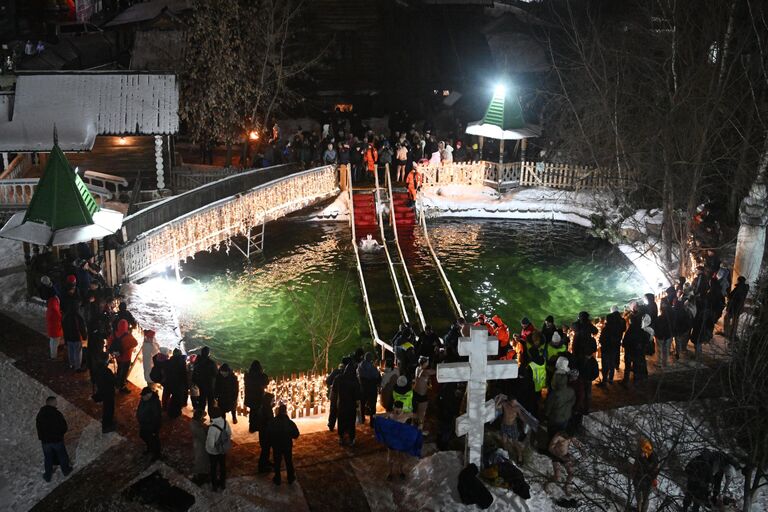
left=0, top=178, right=112, bottom=209
left=82, top=170, right=129, bottom=195
left=117, top=164, right=338, bottom=281
left=0, top=153, right=33, bottom=180
left=418, top=161, right=633, bottom=192
left=417, top=162, right=487, bottom=187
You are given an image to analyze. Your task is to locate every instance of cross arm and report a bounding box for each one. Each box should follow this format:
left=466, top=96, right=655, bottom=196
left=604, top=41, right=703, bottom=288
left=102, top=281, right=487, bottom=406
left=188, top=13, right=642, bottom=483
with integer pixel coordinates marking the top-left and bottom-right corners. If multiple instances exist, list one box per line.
left=437, top=362, right=470, bottom=383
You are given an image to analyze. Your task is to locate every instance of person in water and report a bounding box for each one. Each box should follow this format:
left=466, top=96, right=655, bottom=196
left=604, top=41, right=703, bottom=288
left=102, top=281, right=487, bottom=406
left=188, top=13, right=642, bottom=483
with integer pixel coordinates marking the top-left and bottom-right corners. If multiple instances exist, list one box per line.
left=359, top=234, right=383, bottom=253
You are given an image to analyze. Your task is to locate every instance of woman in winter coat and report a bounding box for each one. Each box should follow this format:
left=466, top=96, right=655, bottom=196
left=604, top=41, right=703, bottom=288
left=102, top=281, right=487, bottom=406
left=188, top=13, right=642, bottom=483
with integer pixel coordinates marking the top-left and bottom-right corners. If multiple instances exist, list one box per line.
left=111, top=319, right=138, bottom=393
left=164, top=349, right=189, bottom=417
left=331, top=362, right=361, bottom=446
left=621, top=314, right=646, bottom=386
left=655, top=303, right=676, bottom=368
left=244, top=360, right=269, bottom=433
left=141, top=329, right=160, bottom=384
left=545, top=357, right=576, bottom=436
left=357, top=352, right=382, bottom=425
left=214, top=364, right=239, bottom=424
left=46, top=296, right=63, bottom=360
left=598, top=306, right=626, bottom=385
left=62, top=300, right=87, bottom=371
left=136, top=387, right=162, bottom=461
left=189, top=408, right=209, bottom=484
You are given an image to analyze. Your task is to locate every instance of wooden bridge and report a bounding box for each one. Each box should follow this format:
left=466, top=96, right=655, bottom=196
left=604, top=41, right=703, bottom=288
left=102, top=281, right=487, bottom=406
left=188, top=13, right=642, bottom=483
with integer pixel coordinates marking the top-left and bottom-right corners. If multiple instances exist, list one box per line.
left=108, top=163, right=338, bottom=283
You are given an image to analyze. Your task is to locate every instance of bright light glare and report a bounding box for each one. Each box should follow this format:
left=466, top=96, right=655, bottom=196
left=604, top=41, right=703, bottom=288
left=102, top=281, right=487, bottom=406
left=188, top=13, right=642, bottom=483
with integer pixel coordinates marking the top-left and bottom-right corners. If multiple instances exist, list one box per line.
left=494, top=84, right=506, bottom=97
left=249, top=130, right=259, bottom=140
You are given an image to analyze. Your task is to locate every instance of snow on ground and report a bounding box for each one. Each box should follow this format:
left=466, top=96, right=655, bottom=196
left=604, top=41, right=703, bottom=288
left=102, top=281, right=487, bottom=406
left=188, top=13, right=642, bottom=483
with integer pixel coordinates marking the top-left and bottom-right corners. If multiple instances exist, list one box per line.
left=122, top=276, right=184, bottom=351
left=115, top=459, right=310, bottom=512
left=0, top=237, right=46, bottom=335
left=419, top=185, right=599, bottom=227
left=0, top=352, right=122, bottom=512
left=310, top=192, right=349, bottom=221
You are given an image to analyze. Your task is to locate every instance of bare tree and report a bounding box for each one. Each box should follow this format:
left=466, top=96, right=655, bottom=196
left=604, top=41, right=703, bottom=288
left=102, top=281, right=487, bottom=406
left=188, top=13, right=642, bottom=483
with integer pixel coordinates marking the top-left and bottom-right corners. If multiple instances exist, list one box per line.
left=180, top=0, right=325, bottom=166
left=537, top=0, right=768, bottom=274
left=288, top=272, right=357, bottom=374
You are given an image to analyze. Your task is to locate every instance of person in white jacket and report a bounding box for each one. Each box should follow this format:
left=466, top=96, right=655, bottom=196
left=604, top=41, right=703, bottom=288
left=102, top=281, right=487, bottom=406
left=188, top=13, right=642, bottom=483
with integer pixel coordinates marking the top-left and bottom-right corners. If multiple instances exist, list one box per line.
left=206, top=407, right=232, bottom=492
left=141, top=330, right=161, bottom=384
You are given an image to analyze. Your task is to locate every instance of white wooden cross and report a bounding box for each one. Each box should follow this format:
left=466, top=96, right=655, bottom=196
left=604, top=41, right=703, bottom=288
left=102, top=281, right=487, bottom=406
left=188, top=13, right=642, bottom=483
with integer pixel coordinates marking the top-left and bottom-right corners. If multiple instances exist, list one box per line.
left=437, top=326, right=519, bottom=467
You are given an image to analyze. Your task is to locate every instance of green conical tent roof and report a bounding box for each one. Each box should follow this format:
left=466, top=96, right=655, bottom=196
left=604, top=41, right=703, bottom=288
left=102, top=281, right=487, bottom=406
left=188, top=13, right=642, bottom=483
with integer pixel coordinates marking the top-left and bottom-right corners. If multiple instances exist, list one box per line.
left=23, top=143, right=100, bottom=230
left=481, top=88, right=527, bottom=131
left=465, top=86, right=541, bottom=140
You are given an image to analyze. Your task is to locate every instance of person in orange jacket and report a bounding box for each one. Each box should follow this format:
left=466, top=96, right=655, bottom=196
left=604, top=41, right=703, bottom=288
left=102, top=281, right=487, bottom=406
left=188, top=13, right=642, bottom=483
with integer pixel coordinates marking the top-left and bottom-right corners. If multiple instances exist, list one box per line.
left=363, top=141, right=378, bottom=181
left=473, top=314, right=495, bottom=336
left=491, top=315, right=515, bottom=360
left=110, top=319, right=138, bottom=394
left=405, top=166, right=423, bottom=203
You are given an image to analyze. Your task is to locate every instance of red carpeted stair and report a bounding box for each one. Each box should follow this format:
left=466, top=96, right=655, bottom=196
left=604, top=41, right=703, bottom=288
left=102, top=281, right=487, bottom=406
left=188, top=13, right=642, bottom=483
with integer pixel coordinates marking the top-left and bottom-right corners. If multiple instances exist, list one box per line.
left=353, top=193, right=377, bottom=226
left=392, top=192, right=415, bottom=226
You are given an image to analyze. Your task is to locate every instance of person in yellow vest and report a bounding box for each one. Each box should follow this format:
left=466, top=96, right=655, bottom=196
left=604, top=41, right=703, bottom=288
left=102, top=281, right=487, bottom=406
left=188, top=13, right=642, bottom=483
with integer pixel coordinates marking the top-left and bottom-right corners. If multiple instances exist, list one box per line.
left=545, top=331, right=569, bottom=385
left=392, top=375, right=414, bottom=413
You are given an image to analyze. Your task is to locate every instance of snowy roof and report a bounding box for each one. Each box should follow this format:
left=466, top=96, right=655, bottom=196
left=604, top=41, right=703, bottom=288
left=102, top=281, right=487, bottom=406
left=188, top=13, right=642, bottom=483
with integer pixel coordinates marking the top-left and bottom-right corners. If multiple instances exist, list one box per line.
left=104, top=0, right=191, bottom=27
left=0, top=72, right=179, bottom=152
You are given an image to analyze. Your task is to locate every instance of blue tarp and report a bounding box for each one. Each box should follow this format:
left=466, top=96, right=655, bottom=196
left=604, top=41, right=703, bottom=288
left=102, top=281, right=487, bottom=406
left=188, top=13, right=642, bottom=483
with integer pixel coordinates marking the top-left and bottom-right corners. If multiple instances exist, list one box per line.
left=373, top=416, right=423, bottom=457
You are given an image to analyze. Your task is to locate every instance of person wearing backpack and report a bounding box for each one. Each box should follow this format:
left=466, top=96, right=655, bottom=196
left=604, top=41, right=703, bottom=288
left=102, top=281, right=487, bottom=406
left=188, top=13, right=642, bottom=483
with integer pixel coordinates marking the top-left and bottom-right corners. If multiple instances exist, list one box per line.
left=206, top=406, right=232, bottom=492
left=136, top=387, right=162, bottom=461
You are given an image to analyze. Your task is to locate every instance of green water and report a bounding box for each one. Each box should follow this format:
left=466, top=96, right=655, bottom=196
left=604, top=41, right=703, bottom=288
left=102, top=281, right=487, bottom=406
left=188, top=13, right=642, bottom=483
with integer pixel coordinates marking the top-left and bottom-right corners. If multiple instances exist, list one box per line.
left=429, top=219, right=648, bottom=330
left=176, top=218, right=648, bottom=374
left=177, top=220, right=369, bottom=375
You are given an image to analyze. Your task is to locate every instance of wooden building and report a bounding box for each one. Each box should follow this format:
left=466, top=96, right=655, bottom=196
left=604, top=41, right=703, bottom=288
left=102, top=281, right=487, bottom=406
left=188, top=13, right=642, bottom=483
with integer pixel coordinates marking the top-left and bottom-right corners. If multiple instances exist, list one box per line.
left=0, top=71, right=179, bottom=190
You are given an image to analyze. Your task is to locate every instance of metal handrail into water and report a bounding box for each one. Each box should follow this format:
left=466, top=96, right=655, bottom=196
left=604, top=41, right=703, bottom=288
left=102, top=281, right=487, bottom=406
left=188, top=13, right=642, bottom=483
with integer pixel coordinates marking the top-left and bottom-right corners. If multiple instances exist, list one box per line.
left=382, top=168, right=426, bottom=330
left=416, top=197, right=464, bottom=318
left=347, top=165, right=392, bottom=355
left=373, top=166, right=414, bottom=327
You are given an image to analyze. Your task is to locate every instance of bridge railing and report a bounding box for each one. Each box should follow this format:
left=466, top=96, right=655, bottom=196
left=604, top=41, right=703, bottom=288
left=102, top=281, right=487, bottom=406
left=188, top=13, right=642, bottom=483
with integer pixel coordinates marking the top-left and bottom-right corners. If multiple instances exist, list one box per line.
left=171, top=166, right=242, bottom=193
left=117, top=164, right=338, bottom=281
left=121, top=163, right=299, bottom=243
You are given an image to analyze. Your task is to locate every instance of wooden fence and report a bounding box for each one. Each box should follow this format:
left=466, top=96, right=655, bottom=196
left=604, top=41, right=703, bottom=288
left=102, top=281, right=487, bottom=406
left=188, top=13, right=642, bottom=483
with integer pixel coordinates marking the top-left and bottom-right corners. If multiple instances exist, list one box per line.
left=0, top=178, right=112, bottom=210
left=419, top=161, right=633, bottom=192
left=0, top=153, right=33, bottom=180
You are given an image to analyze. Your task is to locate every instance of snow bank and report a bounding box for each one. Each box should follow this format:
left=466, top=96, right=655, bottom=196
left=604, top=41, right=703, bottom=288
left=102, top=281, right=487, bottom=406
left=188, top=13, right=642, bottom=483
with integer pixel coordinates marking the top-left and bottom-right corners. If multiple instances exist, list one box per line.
left=310, top=192, right=349, bottom=221
left=420, top=185, right=598, bottom=228
left=0, top=353, right=122, bottom=511
left=419, top=184, right=670, bottom=288
left=0, top=237, right=46, bottom=336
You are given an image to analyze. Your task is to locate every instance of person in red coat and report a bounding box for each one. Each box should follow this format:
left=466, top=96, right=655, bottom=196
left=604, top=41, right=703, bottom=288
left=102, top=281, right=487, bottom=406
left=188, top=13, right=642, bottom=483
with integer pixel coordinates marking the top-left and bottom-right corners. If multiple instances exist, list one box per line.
left=46, top=296, right=63, bottom=359
left=110, top=319, right=138, bottom=394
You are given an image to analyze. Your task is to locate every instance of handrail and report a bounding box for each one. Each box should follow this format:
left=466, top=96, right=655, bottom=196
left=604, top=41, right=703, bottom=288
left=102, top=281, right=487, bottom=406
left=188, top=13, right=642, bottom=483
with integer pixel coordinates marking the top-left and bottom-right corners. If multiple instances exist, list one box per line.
left=382, top=167, right=426, bottom=331
left=416, top=198, right=464, bottom=318
left=373, top=166, right=411, bottom=326
left=347, top=165, right=392, bottom=354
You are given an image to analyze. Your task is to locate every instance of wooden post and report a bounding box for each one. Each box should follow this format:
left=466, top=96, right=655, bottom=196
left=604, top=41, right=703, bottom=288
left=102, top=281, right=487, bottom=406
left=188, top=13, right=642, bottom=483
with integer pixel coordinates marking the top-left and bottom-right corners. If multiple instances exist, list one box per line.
left=478, top=136, right=484, bottom=160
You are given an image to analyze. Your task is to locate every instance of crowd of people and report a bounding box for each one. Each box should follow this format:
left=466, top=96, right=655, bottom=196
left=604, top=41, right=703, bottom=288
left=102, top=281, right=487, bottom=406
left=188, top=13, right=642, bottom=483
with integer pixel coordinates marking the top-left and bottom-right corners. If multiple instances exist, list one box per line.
left=33, top=231, right=749, bottom=510
left=260, top=121, right=478, bottom=186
